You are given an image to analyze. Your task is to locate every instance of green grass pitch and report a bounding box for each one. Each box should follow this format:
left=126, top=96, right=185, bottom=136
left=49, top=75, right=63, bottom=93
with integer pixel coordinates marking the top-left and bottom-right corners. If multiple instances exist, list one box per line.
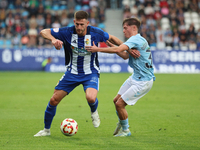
left=0, top=72, right=200, bottom=150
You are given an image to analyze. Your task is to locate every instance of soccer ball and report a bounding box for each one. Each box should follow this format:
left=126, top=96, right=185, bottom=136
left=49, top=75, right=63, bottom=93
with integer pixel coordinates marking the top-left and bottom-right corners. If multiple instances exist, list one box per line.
left=60, top=118, right=78, bottom=136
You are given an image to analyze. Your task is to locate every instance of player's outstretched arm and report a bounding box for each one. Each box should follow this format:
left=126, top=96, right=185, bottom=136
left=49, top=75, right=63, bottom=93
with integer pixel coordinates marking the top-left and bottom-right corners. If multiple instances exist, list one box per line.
left=40, top=29, right=63, bottom=50
left=106, top=41, right=129, bottom=60
left=127, top=49, right=140, bottom=58
left=86, top=41, right=129, bottom=55
left=108, top=34, right=123, bottom=46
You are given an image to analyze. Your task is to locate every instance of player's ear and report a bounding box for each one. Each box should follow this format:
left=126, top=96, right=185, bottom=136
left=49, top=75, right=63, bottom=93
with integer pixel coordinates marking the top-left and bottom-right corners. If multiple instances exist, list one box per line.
left=133, top=25, right=137, bottom=31
left=87, top=20, right=89, bottom=26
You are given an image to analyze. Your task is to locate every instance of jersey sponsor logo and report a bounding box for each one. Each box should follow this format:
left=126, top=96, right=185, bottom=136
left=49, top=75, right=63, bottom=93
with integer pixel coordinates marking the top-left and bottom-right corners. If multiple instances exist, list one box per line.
left=53, top=28, right=59, bottom=32
left=71, top=46, right=91, bottom=56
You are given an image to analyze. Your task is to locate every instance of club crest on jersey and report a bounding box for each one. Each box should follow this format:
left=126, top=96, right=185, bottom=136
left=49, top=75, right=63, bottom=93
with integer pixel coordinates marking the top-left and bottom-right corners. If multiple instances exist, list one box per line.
left=85, top=38, right=90, bottom=45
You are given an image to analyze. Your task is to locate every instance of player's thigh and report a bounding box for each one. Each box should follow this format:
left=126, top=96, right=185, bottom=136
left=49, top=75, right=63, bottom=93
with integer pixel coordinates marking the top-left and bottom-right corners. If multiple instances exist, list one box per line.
left=121, top=79, right=153, bottom=105
left=83, top=74, right=99, bottom=102
left=113, top=94, right=121, bottom=104
left=50, top=89, right=68, bottom=106
left=55, top=73, right=80, bottom=94
left=118, top=76, right=132, bottom=96
left=115, top=97, right=127, bottom=108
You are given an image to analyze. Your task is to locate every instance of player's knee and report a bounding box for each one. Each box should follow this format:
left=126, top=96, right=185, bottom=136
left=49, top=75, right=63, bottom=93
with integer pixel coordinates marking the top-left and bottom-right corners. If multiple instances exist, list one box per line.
left=86, top=95, right=96, bottom=103
left=115, top=99, right=124, bottom=110
left=113, top=97, right=118, bottom=104
left=50, top=96, right=59, bottom=106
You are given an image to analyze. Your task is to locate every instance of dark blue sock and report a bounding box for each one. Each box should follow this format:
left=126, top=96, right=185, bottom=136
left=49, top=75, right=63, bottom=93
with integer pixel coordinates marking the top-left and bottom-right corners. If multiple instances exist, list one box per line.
left=44, top=101, right=57, bottom=129
left=88, top=98, right=98, bottom=112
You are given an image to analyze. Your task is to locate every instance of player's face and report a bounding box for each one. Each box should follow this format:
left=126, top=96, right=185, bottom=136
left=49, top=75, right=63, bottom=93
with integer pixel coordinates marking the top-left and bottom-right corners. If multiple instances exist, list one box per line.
left=123, top=23, right=134, bottom=38
left=74, top=19, right=89, bottom=36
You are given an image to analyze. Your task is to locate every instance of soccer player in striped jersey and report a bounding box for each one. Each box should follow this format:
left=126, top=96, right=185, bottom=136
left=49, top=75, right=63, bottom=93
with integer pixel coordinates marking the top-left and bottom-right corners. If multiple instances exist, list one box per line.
left=34, top=10, right=128, bottom=137
left=86, top=17, right=156, bottom=137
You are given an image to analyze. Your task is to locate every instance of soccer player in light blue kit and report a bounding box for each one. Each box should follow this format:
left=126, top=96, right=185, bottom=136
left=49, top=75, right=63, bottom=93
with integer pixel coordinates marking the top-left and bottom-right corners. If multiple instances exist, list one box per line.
left=86, top=17, right=155, bottom=137
left=34, top=10, right=126, bottom=137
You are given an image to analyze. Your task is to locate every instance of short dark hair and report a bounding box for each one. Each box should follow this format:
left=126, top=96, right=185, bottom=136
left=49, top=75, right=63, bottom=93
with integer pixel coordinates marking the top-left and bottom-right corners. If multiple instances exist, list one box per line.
left=122, top=18, right=141, bottom=29
left=74, top=10, right=89, bottom=20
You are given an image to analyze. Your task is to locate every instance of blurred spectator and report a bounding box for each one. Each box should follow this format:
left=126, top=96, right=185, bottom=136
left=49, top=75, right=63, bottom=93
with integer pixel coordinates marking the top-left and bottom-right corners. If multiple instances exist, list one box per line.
left=148, top=33, right=157, bottom=48
left=153, top=8, right=162, bottom=22
left=164, top=29, right=173, bottom=48
left=188, top=0, right=199, bottom=12
left=123, top=5, right=131, bottom=19
left=130, top=5, right=138, bottom=17
left=0, top=0, right=8, bottom=9
left=36, top=14, right=45, bottom=27
left=98, top=0, right=106, bottom=10
left=44, top=11, right=52, bottom=28
left=187, top=24, right=196, bottom=37
left=12, top=34, right=21, bottom=47
left=179, top=28, right=188, bottom=50
left=99, top=8, right=105, bottom=23
left=5, top=26, right=13, bottom=39
left=171, top=19, right=178, bottom=32
left=67, top=8, right=75, bottom=21
left=5, top=11, right=15, bottom=27
left=21, top=0, right=30, bottom=10
left=0, top=8, right=6, bottom=22
left=37, top=35, right=45, bottom=48
left=156, top=24, right=166, bottom=50
left=29, top=0, right=39, bottom=8
left=160, top=0, right=169, bottom=8
left=144, top=3, right=155, bottom=17
left=90, top=0, right=99, bottom=8
left=160, top=5, right=169, bottom=17
left=28, top=26, right=37, bottom=48
left=188, top=34, right=197, bottom=50
left=82, top=0, right=90, bottom=6
left=37, top=4, right=45, bottom=15
left=138, top=4, right=145, bottom=17
left=0, top=27, right=6, bottom=38
left=21, top=35, right=29, bottom=47
left=52, top=19, right=61, bottom=28
left=28, top=3, right=38, bottom=17
left=21, top=22, right=28, bottom=36
left=68, top=0, right=76, bottom=9
left=15, top=0, right=22, bottom=9
left=90, top=12, right=97, bottom=27
left=60, top=10, right=69, bottom=27
left=172, top=30, right=180, bottom=49
left=146, top=16, right=156, bottom=27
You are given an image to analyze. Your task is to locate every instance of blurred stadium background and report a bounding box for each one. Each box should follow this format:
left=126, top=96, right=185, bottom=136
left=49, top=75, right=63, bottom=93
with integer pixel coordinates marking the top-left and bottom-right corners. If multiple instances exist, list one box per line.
left=0, top=0, right=200, bottom=73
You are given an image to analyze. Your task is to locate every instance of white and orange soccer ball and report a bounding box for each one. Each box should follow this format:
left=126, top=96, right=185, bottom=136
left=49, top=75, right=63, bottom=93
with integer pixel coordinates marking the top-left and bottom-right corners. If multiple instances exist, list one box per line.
left=60, top=118, right=78, bottom=136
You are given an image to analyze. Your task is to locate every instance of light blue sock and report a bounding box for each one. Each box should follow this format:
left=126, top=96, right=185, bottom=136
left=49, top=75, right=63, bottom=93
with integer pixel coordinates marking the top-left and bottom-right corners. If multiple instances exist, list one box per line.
left=116, top=111, right=120, bottom=122
left=120, top=118, right=129, bottom=131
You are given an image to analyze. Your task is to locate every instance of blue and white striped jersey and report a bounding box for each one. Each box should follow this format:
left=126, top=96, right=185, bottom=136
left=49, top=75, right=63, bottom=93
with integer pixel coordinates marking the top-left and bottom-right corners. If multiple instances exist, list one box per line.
left=123, top=34, right=156, bottom=81
left=51, top=26, right=109, bottom=75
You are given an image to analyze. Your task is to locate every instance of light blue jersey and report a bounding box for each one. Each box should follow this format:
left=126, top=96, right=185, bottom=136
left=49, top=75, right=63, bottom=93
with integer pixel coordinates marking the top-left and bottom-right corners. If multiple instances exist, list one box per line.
left=123, top=34, right=155, bottom=81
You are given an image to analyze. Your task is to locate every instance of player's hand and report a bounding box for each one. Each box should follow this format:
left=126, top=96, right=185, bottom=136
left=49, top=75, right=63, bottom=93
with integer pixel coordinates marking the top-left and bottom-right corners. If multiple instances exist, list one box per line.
left=85, top=41, right=98, bottom=53
left=52, top=39, right=63, bottom=50
left=128, top=48, right=140, bottom=58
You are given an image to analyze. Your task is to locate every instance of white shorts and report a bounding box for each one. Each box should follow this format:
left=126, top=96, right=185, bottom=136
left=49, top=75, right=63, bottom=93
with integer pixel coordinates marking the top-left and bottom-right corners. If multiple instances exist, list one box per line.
left=118, top=76, right=153, bottom=105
